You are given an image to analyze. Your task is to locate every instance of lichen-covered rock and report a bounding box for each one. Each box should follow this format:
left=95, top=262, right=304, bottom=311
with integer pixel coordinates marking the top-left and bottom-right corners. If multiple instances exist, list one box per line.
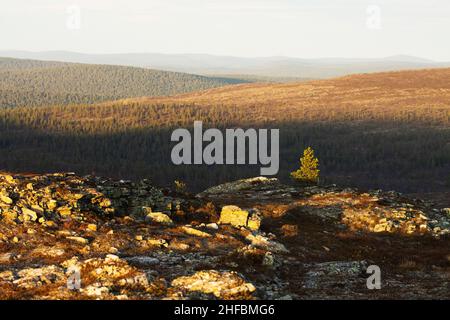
left=198, top=177, right=296, bottom=203
left=199, top=177, right=279, bottom=195
left=218, top=205, right=262, bottom=231
left=0, top=174, right=16, bottom=184
left=219, top=205, right=249, bottom=227
left=61, top=256, right=166, bottom=298
left=342, top=205, right=448, bottom=237
left=181, top=226, right=211, bottom=238
left=66, top=236, right=89, bottom=245
left=0, top=195, right=13, bottom=205
left=170, top=270, right=256, bottom=299
left=31, top=246, right=66, bottom=258
left=245, top=234, right=289, bottom=254
left=21, top=207, right=38, bottom=222
left=143, top=208, right=174, bottom=226
left=247, top=209, right=262, bottom=231
left=13, top=265, right=66, bottom=289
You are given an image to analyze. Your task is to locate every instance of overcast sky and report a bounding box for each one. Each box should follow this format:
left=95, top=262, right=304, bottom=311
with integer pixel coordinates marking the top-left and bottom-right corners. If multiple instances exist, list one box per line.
left=0, top=0, right=449, bottom=60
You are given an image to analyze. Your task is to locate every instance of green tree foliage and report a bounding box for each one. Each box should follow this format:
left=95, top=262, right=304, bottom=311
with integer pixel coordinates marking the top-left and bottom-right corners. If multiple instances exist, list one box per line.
left=174, top=180, right=187, bottom=193
left=290, top=147, right=320, bottom=184
left=0, top=58, right=247, bottom=108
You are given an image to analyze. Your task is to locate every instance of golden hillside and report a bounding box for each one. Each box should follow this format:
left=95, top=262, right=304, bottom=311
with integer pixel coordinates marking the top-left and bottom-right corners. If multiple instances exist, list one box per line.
left=140, top=68, right=450, bottom=124
left=0, top=68, right=449, bottom=193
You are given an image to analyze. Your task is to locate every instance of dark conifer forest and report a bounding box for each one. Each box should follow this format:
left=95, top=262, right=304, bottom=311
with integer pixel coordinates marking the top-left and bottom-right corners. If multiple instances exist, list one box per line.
left=0, top=57, right=247, bottom=108
left=0, top=65, right=448, bottom=193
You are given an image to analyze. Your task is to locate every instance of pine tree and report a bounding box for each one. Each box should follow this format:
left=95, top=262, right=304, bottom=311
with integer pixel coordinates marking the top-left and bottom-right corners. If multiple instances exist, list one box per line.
left=291, top=147, right=320, bottom=184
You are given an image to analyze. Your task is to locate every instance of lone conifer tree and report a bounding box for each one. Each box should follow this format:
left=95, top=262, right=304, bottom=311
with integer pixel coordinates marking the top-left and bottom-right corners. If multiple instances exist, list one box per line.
left=291, top=147, right=320, bottom=184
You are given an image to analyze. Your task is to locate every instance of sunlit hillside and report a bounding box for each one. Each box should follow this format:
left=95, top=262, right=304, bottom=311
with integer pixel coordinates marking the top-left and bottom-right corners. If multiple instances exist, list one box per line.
left=0, top=68, right=449, bottom=193
left=145, top=68, right=450, bottom=124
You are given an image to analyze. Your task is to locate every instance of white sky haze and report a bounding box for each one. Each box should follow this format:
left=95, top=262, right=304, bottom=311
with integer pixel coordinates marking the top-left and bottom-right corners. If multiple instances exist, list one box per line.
left=0, top=0, right=449, bottom=60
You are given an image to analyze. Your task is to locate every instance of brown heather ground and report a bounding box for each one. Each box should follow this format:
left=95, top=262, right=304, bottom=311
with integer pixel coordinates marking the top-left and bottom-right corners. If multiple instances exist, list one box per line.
left=138, top=67, right=450, bottom=124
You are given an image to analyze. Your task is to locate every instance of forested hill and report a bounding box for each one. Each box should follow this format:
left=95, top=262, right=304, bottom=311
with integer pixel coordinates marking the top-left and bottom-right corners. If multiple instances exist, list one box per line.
left=0, top=57, right=247, bottom=108
left=1, top=68, right=449, bottom=193
left=0, top=57, right=66, bottom=70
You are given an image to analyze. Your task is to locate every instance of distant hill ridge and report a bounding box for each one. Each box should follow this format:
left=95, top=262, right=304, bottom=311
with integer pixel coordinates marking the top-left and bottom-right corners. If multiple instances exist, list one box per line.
left=0, top=57, right=247, bottom=108
left=1, top=50, right=449, bottom=79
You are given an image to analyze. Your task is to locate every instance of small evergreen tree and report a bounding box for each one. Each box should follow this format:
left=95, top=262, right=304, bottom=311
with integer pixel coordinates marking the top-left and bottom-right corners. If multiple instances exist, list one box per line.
left=291, top=147, right=320, bottom=184
left=174, top=179, right=187, bottom=193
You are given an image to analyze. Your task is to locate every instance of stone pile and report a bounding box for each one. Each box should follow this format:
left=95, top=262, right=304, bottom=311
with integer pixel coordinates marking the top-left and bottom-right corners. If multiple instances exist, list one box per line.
left=0, top=173, right=183, bottom=226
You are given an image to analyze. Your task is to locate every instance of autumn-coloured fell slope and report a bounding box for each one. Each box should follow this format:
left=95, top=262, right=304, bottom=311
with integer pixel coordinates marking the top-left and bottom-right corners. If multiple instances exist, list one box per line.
left=139, top=68, right=450, bottom=124
left=1, top=68, right=449, bottom=193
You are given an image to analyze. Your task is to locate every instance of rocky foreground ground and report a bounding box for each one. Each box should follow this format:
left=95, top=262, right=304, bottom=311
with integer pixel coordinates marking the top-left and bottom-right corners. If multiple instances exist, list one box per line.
left=0, top=173, right=449, bottom=300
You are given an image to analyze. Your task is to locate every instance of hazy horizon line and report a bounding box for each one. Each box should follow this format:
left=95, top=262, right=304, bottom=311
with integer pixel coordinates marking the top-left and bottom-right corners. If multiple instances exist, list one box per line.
left=0, top=49, right=444, bottom=63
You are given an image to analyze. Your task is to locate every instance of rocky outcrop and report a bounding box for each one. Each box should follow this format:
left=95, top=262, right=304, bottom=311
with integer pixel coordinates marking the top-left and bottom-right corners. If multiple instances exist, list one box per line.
left=0, top=172, right=193, bottom=227
left=291, top=190, right=450, bottom=237
left=0, top=173, right=449, bottom=300
left=198, top=177, right=282, bottom=195
left=197, top=176, right=297, bottom=203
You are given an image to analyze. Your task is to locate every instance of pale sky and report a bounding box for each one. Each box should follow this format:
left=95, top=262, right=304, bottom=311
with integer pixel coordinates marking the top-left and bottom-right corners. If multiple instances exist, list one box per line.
left=0, top=0, right=449, bottom=60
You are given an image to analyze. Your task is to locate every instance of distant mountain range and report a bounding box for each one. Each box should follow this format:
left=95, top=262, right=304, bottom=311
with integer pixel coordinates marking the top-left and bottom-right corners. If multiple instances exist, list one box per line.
left=1, top=50, right=449, bottom=79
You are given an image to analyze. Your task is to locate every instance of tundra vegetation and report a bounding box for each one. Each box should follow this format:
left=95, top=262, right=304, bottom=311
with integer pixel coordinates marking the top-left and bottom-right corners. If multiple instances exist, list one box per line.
left=0, top=173, right=448, bottom=299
